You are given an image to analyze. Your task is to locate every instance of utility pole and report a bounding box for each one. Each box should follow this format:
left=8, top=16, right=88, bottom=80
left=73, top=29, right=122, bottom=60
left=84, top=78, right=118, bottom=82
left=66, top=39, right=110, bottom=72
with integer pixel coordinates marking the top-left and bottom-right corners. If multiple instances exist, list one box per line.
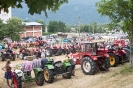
left=78, top=16, right=80, bottom=38
left=93, top=26, right=94, bottom=34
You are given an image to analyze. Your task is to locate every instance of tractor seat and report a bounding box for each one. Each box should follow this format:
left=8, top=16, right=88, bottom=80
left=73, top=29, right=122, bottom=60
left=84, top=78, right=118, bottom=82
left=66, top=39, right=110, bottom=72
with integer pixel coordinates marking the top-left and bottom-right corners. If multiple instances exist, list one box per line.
left=54, top=61, right=62, bottom=67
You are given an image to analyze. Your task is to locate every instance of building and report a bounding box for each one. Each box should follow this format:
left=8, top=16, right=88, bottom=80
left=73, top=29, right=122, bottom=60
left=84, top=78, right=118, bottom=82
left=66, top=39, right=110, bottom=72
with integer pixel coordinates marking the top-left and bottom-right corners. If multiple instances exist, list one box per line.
left=0, top=7, right=12, bottom=23
left=20, top=22, right=43, bottom=38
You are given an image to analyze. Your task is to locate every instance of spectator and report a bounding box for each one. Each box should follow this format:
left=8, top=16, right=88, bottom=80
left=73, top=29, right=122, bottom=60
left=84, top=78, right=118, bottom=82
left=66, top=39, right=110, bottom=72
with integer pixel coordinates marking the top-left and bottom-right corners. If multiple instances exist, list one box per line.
left=40, top=55, right=48, bottom=69
left=32, top=56, right=41, bottom=69
left=2, top=59, right=13, bottom=88
left=21, top=57, right=32, bottom=76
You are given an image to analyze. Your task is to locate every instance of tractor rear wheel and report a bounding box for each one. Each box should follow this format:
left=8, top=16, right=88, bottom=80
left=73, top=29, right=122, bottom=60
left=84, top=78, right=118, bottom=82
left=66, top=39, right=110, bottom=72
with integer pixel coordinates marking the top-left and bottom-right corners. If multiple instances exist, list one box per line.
left=43, top=67, right=54, bottom=83
left=36, top=72, right=44, bottom=86
left=13, top=72, right=22, bottom=88
left=99, top=58, right=110, bottom=71
left=81, top=57, right=96, bottom=75
left=62, top=66, right=72, bottom=79
left=109, top=53, right=119, bottom=67
left=1, top=54, right=5, bottom=61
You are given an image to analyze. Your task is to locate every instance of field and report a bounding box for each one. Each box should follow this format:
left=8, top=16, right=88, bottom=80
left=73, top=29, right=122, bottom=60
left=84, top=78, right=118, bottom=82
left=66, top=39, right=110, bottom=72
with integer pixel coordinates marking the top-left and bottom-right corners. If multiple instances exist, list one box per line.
left=0, top=54, right=133, bottom=88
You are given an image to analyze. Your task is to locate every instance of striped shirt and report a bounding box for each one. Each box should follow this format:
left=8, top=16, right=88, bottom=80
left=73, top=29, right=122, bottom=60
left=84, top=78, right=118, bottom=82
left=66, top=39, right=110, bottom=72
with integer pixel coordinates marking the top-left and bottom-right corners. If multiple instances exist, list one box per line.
left=32, top=59, right=41, bottom=69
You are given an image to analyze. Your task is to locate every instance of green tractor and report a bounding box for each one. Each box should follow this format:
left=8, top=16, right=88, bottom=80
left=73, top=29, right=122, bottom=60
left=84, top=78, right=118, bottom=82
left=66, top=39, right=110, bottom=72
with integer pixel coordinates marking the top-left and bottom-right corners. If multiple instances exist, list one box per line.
left=13, top=64, right=44, bottom=88
left=43, top=56, right=72, bottom=83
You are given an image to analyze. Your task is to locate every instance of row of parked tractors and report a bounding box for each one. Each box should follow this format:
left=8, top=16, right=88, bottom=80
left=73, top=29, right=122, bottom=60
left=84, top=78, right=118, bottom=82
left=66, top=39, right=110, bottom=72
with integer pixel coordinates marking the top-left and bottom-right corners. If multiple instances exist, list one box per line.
left=11, top=40, right=130, bottom=88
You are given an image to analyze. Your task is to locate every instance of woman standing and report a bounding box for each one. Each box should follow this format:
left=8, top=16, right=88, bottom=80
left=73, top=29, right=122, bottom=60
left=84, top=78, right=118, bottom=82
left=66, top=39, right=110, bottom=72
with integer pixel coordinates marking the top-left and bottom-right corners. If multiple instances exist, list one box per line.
left=2, top=59, right=13, bottom=88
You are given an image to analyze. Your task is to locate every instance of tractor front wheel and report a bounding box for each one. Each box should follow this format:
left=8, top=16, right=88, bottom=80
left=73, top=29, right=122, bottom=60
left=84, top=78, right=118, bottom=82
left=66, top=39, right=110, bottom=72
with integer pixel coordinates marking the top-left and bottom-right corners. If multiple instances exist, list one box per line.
left=81, top=57, right=96, bottom=75
left=36, top=72, right=44, bottom=86
left=109, top=53, right=119, bottom=67
left=13, top=72, right=22, bottom=88
left=43, top=67, right=54, bottom=83
left=62, top=66, right=72, bottom=79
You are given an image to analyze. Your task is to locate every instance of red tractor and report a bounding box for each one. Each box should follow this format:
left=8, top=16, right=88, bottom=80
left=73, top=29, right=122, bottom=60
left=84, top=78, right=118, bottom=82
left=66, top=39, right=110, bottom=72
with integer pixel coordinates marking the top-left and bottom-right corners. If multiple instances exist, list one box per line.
left=103, top=39, right=129, bottom=67
left=70, top=41, right=110, bottom=75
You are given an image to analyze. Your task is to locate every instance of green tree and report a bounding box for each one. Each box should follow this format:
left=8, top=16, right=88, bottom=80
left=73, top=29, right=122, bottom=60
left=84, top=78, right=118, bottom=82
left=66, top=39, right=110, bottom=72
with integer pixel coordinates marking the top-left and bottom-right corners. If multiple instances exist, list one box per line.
left=58, top=21, right=66, bottom=32
left=48, top=21, right=59, bottom=33
left=4, top=17, right=24, bottom=41
left=0, top=0, right=68, bottom=17
left=36, top=19, right=46, bottom=32
left=96, top=0, right=133, bottom=66
left=0, top=19, right=4, bottom=40
left=48, top=21, right=67, bottom=33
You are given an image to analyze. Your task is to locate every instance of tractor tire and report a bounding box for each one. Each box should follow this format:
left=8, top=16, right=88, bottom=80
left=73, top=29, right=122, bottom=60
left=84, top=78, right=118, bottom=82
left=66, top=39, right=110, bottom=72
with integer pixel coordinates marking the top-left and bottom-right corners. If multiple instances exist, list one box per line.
left=62, top=66, right=72, bottom=79
left=43, top=67, right=54, bottom=83
left=81, top=57, right=96, bottom=75
left=13, top=72, right=22, bottom=88
left=48, top=49, right=53, bottom=57
left=123, top=48, right=130, bottom=62
left=36, top=72, right=44, bottom=86
left=12, top=54, right=16, bottom=61
left=109, top=53, right=119, bottom=67
left=99, top=58, right=110, bottom=71
left=1, top=54, right=5, bottom=61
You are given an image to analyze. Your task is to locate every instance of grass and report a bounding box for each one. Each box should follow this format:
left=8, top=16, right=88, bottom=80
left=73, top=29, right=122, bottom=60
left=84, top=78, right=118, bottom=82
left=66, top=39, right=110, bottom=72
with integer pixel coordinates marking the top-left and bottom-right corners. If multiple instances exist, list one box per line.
left=111, top=72, right=119, bottom=77
left=119, top=65, right=133, bottom=75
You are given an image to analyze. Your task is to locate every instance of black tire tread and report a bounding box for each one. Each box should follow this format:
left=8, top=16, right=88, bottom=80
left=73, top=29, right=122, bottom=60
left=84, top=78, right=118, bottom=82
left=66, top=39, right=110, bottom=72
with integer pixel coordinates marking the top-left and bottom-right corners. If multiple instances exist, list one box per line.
left=81, top=57, right=96, bottom=75
left=44, top=67, right=54, bottom=83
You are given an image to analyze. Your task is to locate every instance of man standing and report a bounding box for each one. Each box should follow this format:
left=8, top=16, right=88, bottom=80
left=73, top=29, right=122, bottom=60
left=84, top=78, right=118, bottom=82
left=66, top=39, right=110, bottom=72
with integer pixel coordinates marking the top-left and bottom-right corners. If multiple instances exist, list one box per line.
left=40, top=55, right=48, bottom=69
left=32, top=56, right=41, bottom=68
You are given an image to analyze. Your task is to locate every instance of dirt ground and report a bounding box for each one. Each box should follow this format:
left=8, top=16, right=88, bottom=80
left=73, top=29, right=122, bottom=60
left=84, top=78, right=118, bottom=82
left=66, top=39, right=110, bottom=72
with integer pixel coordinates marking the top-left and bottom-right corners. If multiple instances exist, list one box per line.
left=0, top=54, right=133, bottom=88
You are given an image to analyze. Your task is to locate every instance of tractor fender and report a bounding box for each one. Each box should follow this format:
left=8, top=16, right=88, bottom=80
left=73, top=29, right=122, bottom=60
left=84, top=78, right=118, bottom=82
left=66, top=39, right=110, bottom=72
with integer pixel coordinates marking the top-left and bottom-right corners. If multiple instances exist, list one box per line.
left=113, top=51, right=119, bottom=55
left=123, top=48, right=130, bottom=52
left=33, top=68, right=43, bottom=77
left=45, top=64, right=54, bottom=70
left=63, top=62, right=71, bottom=68
left=104, top=53, right=109, bottom=58
left=121, top=50, right=126, bottom=54
left=89, top=56, right=97, bottom=60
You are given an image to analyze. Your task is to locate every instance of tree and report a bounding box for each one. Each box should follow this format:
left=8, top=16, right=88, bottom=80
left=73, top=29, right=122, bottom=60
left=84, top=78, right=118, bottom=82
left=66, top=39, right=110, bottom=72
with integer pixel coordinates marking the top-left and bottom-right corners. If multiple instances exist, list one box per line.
left=0, top=19, right=4, bottom=40
left=4, top=17, right=24, bottom=41
left=36, top=19, right=46, bottom=32
left=96, top=0, right=133, bottom=66
left=58, top=21, right=66, bottom=32
left=48, top=21, right=67, bottom=33
left=0, top=0, right=68, bottom=17
left=48, top=21, right=59, bottom=33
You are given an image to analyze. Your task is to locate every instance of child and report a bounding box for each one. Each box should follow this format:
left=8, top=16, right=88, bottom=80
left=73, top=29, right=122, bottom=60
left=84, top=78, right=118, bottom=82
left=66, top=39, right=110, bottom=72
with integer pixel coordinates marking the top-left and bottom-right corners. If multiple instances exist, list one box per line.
left=2, top=59, right=13, bottom=88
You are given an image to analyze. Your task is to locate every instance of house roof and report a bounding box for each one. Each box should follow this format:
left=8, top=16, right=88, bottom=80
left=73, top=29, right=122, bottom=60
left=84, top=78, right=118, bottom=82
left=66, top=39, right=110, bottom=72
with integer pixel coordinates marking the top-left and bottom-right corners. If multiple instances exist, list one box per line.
left=23, top=22, right=43, bottom=26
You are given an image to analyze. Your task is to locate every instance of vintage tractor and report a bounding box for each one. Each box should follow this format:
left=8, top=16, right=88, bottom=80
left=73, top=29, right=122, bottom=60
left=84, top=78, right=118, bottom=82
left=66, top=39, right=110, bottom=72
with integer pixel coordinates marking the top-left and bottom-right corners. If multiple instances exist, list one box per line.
left=13, top=64, right=44, bottom=88
left=43, top=55, right=72, bottom=83
left=1, top=50, right=16, bottom=61
left=70, top=41, right=110, bottom=75
left=106, top=40, right=130, bottom=67
left=107, top=44, right=129, bottom=67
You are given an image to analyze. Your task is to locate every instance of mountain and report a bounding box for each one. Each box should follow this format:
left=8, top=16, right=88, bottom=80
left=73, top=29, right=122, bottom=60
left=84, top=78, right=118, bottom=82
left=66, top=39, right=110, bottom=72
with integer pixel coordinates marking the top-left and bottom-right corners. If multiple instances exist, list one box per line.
left=12, top=0, right=109, bottom=24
